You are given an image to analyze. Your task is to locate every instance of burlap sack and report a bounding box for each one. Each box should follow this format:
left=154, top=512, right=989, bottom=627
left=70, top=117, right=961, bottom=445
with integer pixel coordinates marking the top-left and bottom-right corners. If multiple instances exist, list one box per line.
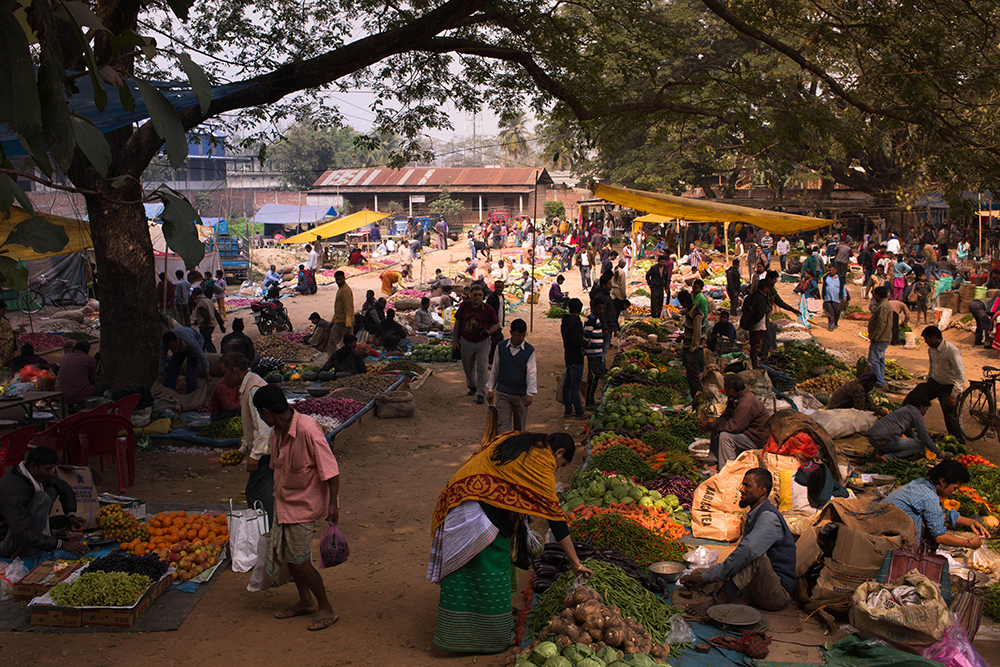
left=691, top=450, right=760, bottom=541
left=850, top=571, right=950, bottom=646
left=375, top=390, right=415, bottom=419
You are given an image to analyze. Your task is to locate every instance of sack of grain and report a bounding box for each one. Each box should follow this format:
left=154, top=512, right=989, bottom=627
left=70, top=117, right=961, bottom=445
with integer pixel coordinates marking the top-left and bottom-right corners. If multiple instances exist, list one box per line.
left=375, top=390, right=415, bottom=419
left=277, top=264, right=295, bottom=275
left=59, top=309, right=87, bottom=323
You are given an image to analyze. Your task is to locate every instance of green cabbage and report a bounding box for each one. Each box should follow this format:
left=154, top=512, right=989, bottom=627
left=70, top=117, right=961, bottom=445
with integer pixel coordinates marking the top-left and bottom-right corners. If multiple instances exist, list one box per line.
left=543, top=657, right=573, bottom=667
left=530, top=642, right=560, bottom=665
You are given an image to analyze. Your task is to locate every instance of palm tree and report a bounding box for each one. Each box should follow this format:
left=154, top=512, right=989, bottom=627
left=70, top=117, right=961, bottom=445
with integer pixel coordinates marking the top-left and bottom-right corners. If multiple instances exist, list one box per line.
left=499, top=114, right=533, bottom=163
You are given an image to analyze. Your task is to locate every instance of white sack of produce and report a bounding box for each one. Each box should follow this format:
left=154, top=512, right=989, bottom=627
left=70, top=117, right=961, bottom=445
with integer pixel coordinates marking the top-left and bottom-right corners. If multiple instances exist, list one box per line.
left=691, top=450, right=760, bottom=541
left=849, top=572, right=949, bottom=647
left=811, top=409, right=878, bottom=439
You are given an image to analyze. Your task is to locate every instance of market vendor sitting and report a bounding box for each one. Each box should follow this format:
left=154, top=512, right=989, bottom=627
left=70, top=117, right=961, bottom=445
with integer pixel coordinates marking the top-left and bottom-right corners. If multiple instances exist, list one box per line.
left=706, top=310, right=737, bottom=352
left=415, top=297, right=442, bottom=332
left=0, top=446, right=88, bottom=557
left=883, top=460, right=989, bottom=548
left=209, top=375, right=241, bottom=421
left=866, top=394, right=943, bottom=461
left=825, top=371, right=885, bottom=415
left=348, top=246, right=365, bottom=266
left=699, top=374, right=769, bottom=471
left=681, top=468, right=795, bottom=614
left=548, top=275, right=570, bottom=306
left=307, top=312, right=331, bottom=350
left=321, top=334, right=366, bottom=377
left=11, top=343, right=50, bottom=375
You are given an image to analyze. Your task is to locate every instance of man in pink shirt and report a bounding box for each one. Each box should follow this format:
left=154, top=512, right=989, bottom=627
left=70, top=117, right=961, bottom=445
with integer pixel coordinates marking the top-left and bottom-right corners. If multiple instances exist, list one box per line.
left=253, top=384, right=341, bottom=631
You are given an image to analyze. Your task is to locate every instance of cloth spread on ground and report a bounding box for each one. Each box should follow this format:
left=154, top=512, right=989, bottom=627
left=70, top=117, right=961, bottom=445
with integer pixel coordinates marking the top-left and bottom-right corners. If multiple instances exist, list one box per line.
left=431, top=433, right=563, bottom=535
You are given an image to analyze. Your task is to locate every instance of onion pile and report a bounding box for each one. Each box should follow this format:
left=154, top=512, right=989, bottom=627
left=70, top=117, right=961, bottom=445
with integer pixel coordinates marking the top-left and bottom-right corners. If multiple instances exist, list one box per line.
left=19, top=332, right=70, bottom=350
left=279, top=331, right=312, bottom=344
left=293, top=397, right=365, bottom=421
left=311, top=415, right=344, bottom=434
left=225, top=297, right=254, bottom=308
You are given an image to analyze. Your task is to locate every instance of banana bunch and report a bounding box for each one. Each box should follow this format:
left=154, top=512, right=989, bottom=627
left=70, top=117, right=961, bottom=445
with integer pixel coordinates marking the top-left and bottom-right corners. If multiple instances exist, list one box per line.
left=219, top=449, right=245, bottom=466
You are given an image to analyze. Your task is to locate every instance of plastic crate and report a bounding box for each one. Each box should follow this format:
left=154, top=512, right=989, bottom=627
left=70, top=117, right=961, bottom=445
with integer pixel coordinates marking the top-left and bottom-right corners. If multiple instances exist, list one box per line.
left=773, top=376, right=796, bottom=393
left=715, top=339, right=742, bottom=356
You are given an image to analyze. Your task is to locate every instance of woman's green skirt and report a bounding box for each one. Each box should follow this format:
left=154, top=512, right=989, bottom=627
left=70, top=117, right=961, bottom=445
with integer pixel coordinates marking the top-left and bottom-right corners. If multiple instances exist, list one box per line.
left=433, top=534, right=514, bottom=653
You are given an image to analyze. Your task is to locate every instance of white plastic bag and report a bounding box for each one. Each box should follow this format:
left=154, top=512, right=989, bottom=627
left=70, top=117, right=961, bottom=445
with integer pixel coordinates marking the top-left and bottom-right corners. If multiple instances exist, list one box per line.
left=666, top=615, right=696, bottom=645
left=0, top=558, right=28, bottom=601
left=246, top=530, right=290, bottom=592
left=228, top=500, right=268, bottom=573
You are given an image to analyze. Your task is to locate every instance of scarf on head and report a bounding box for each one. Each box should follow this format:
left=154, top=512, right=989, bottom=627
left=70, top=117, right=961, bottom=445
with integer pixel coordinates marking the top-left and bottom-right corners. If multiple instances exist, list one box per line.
left=431, top=433, right=563, bottom=535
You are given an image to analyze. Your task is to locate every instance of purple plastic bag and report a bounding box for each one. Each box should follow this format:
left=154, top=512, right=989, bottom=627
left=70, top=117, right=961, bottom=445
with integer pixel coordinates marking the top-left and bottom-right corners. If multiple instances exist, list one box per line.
left=920, top=620, right=990, bottom=667
left=319, top=524, right=349, bottom=568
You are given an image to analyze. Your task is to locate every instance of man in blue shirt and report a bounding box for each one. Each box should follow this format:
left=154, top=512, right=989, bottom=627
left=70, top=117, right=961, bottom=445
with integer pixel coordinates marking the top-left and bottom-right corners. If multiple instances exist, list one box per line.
left=681, top=468, right=795, bottom=614
left=867, top=395, right=939, bottom=460
left=820, top=263, right=842, bottom=331
left=884, top=460, right=989, bottom=548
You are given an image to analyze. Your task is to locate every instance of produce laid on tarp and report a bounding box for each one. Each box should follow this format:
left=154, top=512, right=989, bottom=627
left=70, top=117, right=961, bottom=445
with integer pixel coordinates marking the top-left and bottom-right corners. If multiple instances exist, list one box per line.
left=115, top=510, right=229, bottom=583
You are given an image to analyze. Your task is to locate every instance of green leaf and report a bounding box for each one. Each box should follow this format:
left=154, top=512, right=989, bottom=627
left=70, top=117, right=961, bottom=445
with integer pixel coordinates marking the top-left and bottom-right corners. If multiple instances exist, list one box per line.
left=109, top=29, right=153, bottom=58
left=71, top=115, right=111, bottom=177
left=0, top=174, right=34, bottom=214
left=37, top=25, right=74, bottom=172
left=178, top=54, right=210, bottom=115
left=109, top=175, right=131, bottom=188
left=60, top=1, right=107, bottom=31
left=136, top=79, right=189, bottom=169
left=156, top=188, right=205, bottom=268
left=0, top=4, right=42, bottom=135
left=0, top=255, right=29, bottom=291
left=18, top=134, right=53, bottom=176
left=164, top=0, right=195, bottom=21
left=2, top=215, right=70, bottom=253
left=61, top=6, right=107, bottom=112
left=119, top=83, right=135, bottom=113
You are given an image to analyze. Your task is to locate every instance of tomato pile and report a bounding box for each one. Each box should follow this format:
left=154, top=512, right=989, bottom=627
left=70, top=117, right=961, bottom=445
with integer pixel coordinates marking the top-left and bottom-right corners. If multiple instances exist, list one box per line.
left=955, top=454, right=997, bottom=468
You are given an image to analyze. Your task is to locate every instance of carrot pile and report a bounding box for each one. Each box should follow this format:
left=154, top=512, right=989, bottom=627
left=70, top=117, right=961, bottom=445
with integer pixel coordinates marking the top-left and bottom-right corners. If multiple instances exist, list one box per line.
left=959, top=486, right=995, bottom=513
left=567, top=503, right=687, bottom=540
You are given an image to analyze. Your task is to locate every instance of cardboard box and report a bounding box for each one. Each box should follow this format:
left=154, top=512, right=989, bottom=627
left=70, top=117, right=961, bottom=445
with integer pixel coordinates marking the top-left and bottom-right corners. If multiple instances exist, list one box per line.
left=29, top=570, right=172, bottom=628
left=49, top=465, right=99, bottom=529
left=97, top=493, right=146, bottom=520
left=13, top=561, right=88, bottom=600
left=831, top=525, right=904, bottom=570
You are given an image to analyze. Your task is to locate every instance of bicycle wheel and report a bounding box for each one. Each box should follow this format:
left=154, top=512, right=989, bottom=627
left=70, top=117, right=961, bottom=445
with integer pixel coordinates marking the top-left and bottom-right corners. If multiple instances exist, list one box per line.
left=59, top=287, right=88, bottom=309
left=958, top=384, right=994, bottom=442
left=17, top=289, right=45, bottom=314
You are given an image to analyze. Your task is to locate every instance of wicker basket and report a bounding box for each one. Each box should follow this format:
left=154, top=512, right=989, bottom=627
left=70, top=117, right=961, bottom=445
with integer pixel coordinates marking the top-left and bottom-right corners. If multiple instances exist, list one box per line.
left=715, top=339, right=742, bottom=356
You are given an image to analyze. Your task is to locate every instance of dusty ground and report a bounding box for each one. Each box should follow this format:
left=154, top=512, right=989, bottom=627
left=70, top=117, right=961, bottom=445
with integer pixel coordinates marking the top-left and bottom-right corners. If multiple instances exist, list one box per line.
left=2, top=246, right=998, bottom=664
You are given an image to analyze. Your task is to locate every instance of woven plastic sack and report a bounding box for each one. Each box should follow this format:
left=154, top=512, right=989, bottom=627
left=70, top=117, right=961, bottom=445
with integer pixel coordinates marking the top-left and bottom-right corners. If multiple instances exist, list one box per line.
left=319, top=524, right=350, bottom=568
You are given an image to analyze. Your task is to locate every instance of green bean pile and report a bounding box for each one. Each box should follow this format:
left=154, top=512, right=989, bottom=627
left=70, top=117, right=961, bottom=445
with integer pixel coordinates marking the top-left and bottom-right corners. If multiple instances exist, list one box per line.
left=589, top=446, right=655, bottom=481
left=570, top=513, right=685, bottom=565
left=529, top=559, right=681, bottom=643
left=51, top=572, right=152, bottom=606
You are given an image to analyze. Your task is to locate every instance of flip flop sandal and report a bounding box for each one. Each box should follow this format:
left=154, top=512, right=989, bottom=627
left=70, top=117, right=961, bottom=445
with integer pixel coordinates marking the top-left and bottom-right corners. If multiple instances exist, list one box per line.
left=307, top=614, right=340, bottom=631
left=275, top=607, right=318, bottom=619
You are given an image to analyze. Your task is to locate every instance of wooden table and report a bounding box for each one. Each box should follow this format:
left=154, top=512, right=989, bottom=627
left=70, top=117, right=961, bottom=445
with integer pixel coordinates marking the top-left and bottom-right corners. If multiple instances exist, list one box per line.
left=0, top=390, right=67, bottom=420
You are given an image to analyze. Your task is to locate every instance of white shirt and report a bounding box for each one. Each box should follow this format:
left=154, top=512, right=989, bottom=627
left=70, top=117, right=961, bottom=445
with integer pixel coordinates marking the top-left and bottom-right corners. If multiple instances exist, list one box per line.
left=581, top=251, right=590, bottom=267
left=486, top=340, right=537, bottom=396
left=928, top=339, right=965, bottom=397
left=399, top=244, right=412, bottom=264
left=776, top=239, right=790, bottom=255
left=306, top=249, right=320, bottom=270
left=241, top=372, right=273, bottom=459
left=886, top=238, right=901, bottom=254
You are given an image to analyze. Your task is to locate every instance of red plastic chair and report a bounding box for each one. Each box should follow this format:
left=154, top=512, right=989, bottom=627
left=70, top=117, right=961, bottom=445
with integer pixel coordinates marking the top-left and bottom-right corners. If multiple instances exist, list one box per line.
left=28, top=411, right=87, bottom=453
left=68, top=414, right=135, bottom=493
left=87, top=402, right=113, bottom=416
left=107, top=394, right=141, bottom=421
left=0, top=424, right=39, bottom=475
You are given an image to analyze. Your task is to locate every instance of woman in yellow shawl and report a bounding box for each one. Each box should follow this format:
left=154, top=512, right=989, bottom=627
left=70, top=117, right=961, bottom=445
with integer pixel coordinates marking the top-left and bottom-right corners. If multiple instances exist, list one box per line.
left=428, top=431, right=592, bottom=653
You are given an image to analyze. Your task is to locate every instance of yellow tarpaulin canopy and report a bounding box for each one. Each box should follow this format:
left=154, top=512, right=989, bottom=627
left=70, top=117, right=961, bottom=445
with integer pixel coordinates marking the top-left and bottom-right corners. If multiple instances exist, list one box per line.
left=633, top=214, right=675, bottom=224
left=594, top=184, right=831, bottom=234
left=280, top=209, right=388, bottom=244
left=0, top=207, right=93, bottom=260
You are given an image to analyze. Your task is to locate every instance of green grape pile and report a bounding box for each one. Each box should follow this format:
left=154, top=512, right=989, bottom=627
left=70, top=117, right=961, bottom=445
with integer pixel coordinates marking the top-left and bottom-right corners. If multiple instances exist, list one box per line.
left=51, top=572, right=152, bottom=606
left=96, top=505, right=148, bottom=543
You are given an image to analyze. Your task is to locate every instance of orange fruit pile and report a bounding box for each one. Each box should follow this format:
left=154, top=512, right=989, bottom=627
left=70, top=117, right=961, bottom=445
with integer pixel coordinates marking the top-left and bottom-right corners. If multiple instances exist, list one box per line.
left=119, top=510, right=228, bottom=582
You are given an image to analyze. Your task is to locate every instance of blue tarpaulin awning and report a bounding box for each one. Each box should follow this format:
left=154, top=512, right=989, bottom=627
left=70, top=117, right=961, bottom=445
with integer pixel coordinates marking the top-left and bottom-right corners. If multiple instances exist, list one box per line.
left=250, top=203, right=336, bottom=228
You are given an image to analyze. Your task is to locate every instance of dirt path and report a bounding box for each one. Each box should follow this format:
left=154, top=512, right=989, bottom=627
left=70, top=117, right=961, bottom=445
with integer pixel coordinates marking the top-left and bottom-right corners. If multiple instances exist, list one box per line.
left=3, top=252, right=998, bottom=664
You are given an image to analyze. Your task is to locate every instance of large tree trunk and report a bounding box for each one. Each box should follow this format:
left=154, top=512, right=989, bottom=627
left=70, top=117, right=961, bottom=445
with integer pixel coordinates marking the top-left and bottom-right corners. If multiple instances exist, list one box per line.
left=84, top=186, right=161, bottom=386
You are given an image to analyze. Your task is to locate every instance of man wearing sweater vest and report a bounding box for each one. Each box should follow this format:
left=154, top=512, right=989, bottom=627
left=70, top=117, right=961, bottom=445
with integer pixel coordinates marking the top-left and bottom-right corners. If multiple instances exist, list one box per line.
left=681, top=468, right=796, bottom=615
left=486, top=318, right=537, bottom=433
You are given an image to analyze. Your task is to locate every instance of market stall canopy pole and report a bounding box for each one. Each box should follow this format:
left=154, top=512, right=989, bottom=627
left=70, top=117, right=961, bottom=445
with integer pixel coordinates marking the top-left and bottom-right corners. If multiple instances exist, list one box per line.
left=279, top=209, right=389, bottom=244
left=593, top=184, right=830, bottom=234
left=0, top=207, right=93, bottom=260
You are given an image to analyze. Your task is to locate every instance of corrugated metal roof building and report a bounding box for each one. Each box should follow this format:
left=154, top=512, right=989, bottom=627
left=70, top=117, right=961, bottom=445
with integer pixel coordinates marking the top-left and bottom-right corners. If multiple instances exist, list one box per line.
left=306, top=167, right=553, bottom=225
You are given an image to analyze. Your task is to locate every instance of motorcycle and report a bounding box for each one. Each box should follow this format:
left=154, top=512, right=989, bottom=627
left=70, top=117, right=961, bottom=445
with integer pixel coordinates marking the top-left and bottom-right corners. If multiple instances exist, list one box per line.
left=250, top=297, right=293, bottom=335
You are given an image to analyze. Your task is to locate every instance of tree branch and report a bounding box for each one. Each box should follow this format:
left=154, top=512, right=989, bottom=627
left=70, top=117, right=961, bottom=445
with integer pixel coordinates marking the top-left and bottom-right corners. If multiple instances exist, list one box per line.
left=0, top=167, right=141, bottom=204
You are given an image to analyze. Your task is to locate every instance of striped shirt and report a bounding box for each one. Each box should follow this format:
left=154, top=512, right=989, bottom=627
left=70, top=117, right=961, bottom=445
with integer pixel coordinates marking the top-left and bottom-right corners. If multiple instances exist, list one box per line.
left=584, top=313, right=604, bottom=357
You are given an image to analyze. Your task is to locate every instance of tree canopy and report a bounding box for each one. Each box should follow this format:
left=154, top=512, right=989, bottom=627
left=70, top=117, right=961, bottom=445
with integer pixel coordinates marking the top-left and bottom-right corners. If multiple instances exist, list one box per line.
left=3, top=0, right=1000, bottom=384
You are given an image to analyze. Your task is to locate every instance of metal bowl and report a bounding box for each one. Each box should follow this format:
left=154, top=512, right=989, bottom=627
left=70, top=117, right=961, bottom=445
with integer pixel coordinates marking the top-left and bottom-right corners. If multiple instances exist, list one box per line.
left=187, top=417, right=211, bottom=431
left=649, top=561, right=685, bottom=585
left=869, top=474, right=896, bottom=486
left=307, top=386, right=331, bottom=397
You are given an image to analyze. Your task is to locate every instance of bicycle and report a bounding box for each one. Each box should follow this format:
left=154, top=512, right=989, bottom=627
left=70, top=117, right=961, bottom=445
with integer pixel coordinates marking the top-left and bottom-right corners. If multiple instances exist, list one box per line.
left=957, top=366, right=1000, bottom=441
left=17, top=274, right=88, bottom=314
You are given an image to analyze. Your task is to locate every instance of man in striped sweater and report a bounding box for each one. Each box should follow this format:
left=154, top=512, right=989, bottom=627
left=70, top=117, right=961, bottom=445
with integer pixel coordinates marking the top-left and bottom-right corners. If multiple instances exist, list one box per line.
left=584, top=300, right=606, bottom=407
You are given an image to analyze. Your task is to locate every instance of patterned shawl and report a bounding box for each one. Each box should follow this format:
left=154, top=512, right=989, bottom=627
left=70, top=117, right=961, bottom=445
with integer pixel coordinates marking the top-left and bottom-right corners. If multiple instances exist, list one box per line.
left=431, top=433, right=564, bottom=534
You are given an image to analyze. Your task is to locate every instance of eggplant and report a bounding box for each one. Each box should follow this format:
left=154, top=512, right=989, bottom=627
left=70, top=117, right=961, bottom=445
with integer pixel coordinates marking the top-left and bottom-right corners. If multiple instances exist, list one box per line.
left=533, top=564, right=562, bottom=580
left=531, top=577, right=553, bottom=593
left=540, top=551, right=570, bottom=567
